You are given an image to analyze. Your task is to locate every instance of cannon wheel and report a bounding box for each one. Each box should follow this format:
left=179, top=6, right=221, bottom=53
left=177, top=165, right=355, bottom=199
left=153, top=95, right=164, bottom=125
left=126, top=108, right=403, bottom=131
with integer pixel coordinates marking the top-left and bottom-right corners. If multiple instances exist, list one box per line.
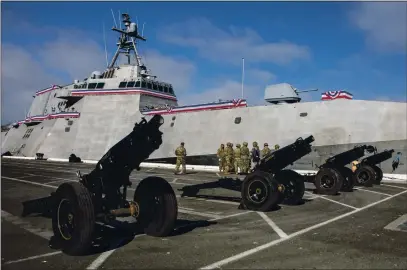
left=241, top=171, right=280, bottom=211
left=314, top=167, right=343, bottom=195
left=339, top=167, right=356, bottom=192
left=372, top=165, right=383, bottom=185
left=274, top=170, right=305, bottom=205
left=355, top=165, right=375, bottom=187
left=51, top=182, right=95, bottom=255
left=134, top=177, right=178, bottom=237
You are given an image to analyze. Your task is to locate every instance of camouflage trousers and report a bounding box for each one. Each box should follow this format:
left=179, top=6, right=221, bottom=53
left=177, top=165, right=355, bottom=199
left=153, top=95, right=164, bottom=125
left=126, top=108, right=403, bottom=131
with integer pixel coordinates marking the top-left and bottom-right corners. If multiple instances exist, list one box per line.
left=218, top=157, right=226, bottom=172
left=175, top=157, right=186, bottom=173
left=225, top=156, right=233, bottom=173
left=240, top=156, right=249, bottom=173
left=234, top=158, right=241, bottom=173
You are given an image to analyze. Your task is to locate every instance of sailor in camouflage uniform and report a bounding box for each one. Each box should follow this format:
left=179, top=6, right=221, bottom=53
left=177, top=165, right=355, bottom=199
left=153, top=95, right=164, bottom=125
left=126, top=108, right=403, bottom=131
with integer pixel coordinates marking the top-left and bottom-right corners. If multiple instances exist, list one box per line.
left=261, top=143, right=271, bottom=158
left=251, top=141, right=260, bottom=169
left=234, top=143, right=242, bottom=174
left=240, top=142, right=250, bottom=174
left=224, top=142, right=234, bottom=174
left=217, top=143, right=226, bottom=172
left=174, top=142, right=187, bottom=174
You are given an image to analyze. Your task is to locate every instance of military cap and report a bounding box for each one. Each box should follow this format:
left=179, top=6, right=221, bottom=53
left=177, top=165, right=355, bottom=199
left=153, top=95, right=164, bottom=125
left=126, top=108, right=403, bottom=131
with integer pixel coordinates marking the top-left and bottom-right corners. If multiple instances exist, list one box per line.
left=274, top=144, right=280, bottom=149
left=236, top=143, right=241, bottom=147
left=243, top=142, right=248, bottom=146
left=264, top=143, right=268, bottom=146
left=181, top=142, right=185, bottom=145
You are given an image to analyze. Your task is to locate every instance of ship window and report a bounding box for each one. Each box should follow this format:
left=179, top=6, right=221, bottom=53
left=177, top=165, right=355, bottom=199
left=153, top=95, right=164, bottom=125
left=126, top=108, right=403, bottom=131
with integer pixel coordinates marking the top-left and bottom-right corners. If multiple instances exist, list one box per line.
left=119, top=81, right=127, bottom=88
left=65, top=127, right=70, bottom=132
left=81, top=84, right=87, bottom=89
left=147, top=82, right=152, bottom=89
left=74, top=85, right=78, bottom=89
left=135, top=81, right=141, bottom=87
left=153, top=83, right=158, bottom=91
left=235, top=117, right=241, bottom=124
left=96, top=83, right=105, bottom=89
left=158, top=85, right=163, bottom=92
left=88, top=83, right=97, bottom=89
left=141, top=81, right=147, bottom=88
left=127, top=81, right=135, bottom=88
left=164, top=86, right=168, bottom=93
left=169, top=87, right=174, bottom=94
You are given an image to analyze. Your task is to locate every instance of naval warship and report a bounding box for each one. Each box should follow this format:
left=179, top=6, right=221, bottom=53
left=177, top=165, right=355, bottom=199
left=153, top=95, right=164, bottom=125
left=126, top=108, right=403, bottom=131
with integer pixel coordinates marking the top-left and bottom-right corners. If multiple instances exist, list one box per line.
left=2, top=13, right=406, bottom=174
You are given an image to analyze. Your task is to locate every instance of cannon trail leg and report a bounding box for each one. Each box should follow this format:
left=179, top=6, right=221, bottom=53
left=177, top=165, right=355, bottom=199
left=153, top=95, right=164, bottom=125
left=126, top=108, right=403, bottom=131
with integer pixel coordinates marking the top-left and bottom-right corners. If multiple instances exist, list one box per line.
left=51, top=182, right=95, bottom=255
left=134, top=177, right=178, bottom=237
left=240, top=171, right=282, bottom=211
left=313, top=168, right=343, bottom=195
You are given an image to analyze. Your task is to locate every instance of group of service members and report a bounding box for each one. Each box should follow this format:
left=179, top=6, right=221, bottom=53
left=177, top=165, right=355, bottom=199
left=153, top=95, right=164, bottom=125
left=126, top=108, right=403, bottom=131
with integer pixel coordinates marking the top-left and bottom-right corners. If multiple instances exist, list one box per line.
left=173, top=141, right=280, bottom=175
left=217, top=142, right=280, bottom=174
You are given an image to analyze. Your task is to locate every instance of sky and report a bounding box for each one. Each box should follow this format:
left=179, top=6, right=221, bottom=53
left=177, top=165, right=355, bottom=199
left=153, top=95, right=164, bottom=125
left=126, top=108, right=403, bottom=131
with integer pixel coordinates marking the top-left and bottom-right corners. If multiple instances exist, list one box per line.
left=1, top=1, right=406, bottom=124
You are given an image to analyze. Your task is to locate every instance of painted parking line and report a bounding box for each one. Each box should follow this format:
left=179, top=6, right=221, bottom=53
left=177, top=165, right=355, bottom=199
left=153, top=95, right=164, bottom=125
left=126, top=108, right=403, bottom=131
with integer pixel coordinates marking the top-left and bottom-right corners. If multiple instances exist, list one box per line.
left=199, top=189, right=407, bottom=269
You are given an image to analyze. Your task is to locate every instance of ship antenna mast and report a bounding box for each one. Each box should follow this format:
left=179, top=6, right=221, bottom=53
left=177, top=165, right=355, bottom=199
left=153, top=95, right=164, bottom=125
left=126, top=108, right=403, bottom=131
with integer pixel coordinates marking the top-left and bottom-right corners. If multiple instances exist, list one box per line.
left=108, top=12, right=147, bottom=69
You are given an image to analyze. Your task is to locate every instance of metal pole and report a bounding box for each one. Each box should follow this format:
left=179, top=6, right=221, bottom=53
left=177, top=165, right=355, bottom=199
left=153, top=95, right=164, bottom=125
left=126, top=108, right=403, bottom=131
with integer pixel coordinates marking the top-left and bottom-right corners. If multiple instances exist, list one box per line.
left=241, top=58, right=245, bottom=99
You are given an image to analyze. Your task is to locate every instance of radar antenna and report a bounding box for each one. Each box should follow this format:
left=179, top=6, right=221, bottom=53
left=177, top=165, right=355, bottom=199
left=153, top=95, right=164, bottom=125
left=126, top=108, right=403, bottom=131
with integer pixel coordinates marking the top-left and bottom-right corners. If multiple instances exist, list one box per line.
left=108, top=13, right=147, bottom=69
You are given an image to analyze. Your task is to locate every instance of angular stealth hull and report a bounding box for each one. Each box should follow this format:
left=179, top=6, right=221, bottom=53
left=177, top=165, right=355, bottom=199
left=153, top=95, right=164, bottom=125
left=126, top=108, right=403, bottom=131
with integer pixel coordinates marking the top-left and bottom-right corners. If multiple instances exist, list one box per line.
left=2, top=95, right=406, bottom=175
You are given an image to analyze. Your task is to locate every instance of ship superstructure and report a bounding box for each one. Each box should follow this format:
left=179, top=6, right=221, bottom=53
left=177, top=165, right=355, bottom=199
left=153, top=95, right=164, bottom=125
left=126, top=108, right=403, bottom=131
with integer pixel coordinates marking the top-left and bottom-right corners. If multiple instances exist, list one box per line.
left=2, top=13, right=406, bottom=175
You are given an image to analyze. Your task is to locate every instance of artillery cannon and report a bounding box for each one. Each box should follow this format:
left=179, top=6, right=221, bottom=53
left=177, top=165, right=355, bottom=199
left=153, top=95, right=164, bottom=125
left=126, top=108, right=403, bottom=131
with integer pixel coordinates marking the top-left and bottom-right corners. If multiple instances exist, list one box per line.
left=355, top=149, right=394, bottom=186
left=21, top=115, right=177, bottom=255
left=305, top=145, right=376, bottom=195
left=241, top=135, right=315, bottom=211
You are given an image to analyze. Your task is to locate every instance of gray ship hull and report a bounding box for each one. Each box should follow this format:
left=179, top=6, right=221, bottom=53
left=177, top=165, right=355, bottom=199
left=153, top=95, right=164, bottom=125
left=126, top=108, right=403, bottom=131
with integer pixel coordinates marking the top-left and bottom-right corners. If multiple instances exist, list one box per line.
left=2, top=96, right=406, bottom=175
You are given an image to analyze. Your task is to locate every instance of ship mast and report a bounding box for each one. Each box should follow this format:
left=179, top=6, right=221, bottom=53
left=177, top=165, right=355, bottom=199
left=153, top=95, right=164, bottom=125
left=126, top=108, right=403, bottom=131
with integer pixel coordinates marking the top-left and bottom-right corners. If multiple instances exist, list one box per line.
left=108, top=13, right=146, bottom=69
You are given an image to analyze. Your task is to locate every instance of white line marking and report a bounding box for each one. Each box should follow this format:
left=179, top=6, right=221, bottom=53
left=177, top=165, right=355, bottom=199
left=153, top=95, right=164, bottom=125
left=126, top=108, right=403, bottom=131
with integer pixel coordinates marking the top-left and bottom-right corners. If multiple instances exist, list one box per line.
left=44, top=179, right=75, bottom=185
left=209, top=211, right=252, bottom=221
left=381, top=184, right=407, bottom=190
left=86, top=234, right=145, bottom=270
left=179, top=208, right=220, bottom=219
left=171, top=178, right=179, bottom=183
left=3, top=251, right=62, bottom=265
left=199, top=189, right=407, bottom=269
left=312, top=194, right=359, bottom=210
left=354, top=188, right=392, bottom=197
left=2, top=176, right=60, bottom=190
left=216, top=173, right=221, bottom=177
left=1, top=210, right=54, bottom=240
left=147, top=168, right=154, bottom=172
left=257, top=212, right=288, bottom=238
left=18, top=175, right=39, bottom=179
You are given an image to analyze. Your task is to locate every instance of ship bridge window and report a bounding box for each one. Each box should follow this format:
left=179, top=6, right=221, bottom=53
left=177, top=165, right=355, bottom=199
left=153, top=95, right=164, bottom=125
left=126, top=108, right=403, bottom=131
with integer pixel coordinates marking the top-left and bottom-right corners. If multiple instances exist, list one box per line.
left=96, top=83, right=105, bottom=89
left=88, top=83, right=97, bottom=89
left=158, top=85, right=163, bottom=92
left=164, top=86, right=168, bottom=93
left=147, top=82, right=152, bottom=89
left=119, top=81, right=127, bottom=88
left=153, top=83, right=158, bottom=91
left=81, top=84, right=87, bottom=89
left=141, top=81, right=147, bottom=88
left=169, top=87, right=174, bottom=94
left=127, top=81, right=135, bottom=88
left=135, top=81, right=141, bottom=87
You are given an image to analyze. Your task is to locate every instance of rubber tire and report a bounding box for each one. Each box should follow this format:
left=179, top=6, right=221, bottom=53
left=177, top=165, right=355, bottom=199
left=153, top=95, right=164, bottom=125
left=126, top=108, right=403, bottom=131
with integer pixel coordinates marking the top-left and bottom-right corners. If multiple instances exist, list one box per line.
left=241, top=171, right=280, bottom=211
left=51, top=182, right=95, bottom=255
left=339, top=167, right=357, bottom=192
left=372, top=165, right=383, bottom=185
left=274, top=170, right=305, bottom=205
left=355, top=165, right=375, bottom=187
left=314, top=167, right=343, bottom=195
left=134, top=177, right=178, bottom=237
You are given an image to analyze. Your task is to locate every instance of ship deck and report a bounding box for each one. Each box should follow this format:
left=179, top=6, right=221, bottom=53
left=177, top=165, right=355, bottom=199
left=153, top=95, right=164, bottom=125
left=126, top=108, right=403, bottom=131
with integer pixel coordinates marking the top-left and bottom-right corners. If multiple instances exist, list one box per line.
left=2, top=158, right=407, bottom=269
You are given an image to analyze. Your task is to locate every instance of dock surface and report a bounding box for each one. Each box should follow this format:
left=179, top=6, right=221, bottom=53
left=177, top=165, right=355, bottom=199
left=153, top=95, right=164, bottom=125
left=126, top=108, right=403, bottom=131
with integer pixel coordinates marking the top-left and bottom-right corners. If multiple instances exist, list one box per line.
left=2, top=158, right=407, bottom=269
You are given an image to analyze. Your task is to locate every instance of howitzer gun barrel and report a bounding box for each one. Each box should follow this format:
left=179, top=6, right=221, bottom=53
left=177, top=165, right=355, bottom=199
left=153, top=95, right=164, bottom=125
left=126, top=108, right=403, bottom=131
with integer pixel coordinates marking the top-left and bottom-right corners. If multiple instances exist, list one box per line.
left=361, top=149, right=395, bottom=165
left=323, top=145, right=373, bottom=167
left=256, top=135, right=314, bottom=173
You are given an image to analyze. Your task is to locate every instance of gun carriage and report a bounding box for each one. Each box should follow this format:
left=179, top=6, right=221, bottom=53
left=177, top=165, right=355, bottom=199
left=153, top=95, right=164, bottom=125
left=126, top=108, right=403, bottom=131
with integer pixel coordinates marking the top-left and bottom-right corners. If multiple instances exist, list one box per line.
left=22, top=115, right=178, bottom=255
left=303, top=145, right=377, bottom=195
left=355, top=149, right=394, bottom=186
left=240, top=135, right=315, bottom=211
